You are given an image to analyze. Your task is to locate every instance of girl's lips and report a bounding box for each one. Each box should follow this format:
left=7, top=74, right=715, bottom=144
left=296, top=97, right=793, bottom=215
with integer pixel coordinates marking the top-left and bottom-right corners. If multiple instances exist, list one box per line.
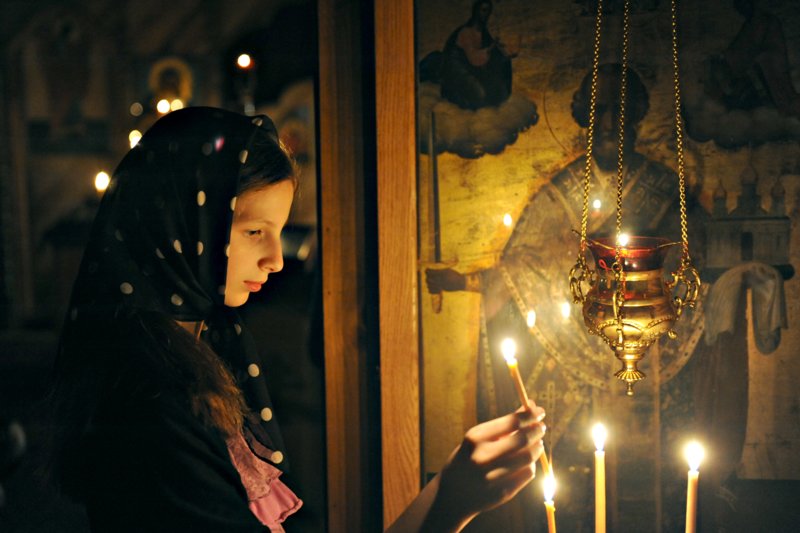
left=244, top=281, right=263, bottom=292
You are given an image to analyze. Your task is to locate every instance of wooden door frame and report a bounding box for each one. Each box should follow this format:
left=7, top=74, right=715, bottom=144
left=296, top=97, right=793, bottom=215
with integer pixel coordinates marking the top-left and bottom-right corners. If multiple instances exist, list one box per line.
left=318, top=0, right=420, bottom=530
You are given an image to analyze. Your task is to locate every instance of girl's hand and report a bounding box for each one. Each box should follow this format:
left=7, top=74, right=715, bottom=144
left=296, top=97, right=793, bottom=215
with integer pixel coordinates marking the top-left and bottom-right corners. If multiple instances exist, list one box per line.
left=431, top=401, right=546, bottom=529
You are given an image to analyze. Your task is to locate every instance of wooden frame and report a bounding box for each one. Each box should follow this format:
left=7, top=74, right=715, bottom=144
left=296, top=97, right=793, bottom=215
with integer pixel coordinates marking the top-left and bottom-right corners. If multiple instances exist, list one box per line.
left=375, top=0, right=420, bottom=527
left=319, top=0, right=419, bottom=530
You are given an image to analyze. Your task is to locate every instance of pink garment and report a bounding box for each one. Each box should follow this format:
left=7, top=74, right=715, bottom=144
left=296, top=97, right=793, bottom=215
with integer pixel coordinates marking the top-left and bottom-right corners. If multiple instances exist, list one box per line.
left=227, top=434, right=302, bottom=531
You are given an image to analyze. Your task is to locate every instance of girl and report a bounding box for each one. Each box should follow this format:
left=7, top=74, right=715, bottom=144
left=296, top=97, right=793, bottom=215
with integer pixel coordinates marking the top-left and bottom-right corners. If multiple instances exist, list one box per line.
left=50, top=107, right=545, bottom=532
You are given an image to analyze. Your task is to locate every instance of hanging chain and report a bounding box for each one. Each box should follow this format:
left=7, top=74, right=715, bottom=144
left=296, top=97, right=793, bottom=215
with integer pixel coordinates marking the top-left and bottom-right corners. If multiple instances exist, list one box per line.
left=613, top=0, right=631, bottom=274
left=569, top=0, right=604, bottom=304
left=610, top=0, right=632, bottom=341
left=671, top=0, right=689, bottom=267
left=667, top=0, right=701, bottom=316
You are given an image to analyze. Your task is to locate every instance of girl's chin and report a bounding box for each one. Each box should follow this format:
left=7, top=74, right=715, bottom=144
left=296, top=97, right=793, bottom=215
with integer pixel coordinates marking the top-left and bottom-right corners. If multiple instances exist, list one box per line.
left=224, top=292, right=249, bottom=307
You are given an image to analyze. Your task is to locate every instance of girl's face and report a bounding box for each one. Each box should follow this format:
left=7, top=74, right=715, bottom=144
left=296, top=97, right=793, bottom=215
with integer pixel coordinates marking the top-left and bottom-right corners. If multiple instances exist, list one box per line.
left=224, top=180, right=294, bottom=307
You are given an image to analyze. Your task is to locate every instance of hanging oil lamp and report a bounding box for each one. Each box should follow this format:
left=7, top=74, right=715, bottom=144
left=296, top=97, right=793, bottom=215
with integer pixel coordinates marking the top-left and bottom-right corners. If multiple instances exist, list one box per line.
left=568, top=0, right=700, bottom=395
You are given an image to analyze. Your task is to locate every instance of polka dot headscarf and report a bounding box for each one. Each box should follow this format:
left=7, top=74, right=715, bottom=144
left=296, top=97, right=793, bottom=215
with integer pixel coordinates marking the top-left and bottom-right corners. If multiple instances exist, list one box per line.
left=61, top=107, right=290, bottom=471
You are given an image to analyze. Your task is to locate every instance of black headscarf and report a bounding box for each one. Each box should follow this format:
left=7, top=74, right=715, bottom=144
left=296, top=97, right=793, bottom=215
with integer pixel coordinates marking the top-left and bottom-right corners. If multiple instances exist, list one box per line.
left=58, top=107, right=290, bottom=471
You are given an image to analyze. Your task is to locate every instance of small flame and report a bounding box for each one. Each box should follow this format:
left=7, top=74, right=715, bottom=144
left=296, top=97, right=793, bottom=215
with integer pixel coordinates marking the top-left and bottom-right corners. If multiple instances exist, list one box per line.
left=592, top=423, right=607, bottom=452
left=617, top=233, right=630, bottom=247
left=526, top=310, right=536, bottom=328
left=503, top=213, right=513, bottom=227
left=685, top=441, right=705, bottom=472
left=170, top=99, right=184, bottom=111
left=94, top=171, right=110, bottom=193
left=500, top=338, right=517, bottom=364
left=128, top=130, right=142, bottom=148
left=237, top=53, right=252, bottom=69
left=156, top=99, right=171, bottom=114
left=543, top=473, right=556, bottom=502
left=560, top=301, right=571, bottom=319
left=592, top=199, right=602, bottom=209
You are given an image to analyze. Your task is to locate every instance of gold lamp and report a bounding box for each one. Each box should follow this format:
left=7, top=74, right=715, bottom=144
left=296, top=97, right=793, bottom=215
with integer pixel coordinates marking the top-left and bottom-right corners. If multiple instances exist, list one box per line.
left=568, top=0, right=700, bottom=395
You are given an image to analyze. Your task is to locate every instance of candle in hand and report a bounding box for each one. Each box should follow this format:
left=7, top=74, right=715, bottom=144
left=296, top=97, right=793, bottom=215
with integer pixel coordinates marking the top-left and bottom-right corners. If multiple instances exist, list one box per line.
left=543, top=473, right=557, bottom=533
left=592, top=423, right=607, bottom=533
left=501, top=338, right=529, bottom=405
left=684, top=441, right=704, bottom=533
left=501, top=337, right=551, bottom=477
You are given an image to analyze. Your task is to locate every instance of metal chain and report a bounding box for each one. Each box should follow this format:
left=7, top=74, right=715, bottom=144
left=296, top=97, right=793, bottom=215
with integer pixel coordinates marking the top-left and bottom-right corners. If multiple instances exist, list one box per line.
left=578, top=0, right=605, bottom=257
left=569, top=0, right=604, bottom=304
left=613, top=0, right=630, bottom=274
left=671, top=0, right=690, bottom=267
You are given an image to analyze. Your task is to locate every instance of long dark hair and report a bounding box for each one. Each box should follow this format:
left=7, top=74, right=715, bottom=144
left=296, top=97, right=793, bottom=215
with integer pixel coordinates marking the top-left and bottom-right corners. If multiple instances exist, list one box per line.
left=48, top=112, right=297, bottom=499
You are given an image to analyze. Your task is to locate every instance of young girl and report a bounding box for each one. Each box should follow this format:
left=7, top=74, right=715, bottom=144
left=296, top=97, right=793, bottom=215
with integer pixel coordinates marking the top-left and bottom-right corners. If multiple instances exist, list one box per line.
left=50, top=107, right=546, bottom=532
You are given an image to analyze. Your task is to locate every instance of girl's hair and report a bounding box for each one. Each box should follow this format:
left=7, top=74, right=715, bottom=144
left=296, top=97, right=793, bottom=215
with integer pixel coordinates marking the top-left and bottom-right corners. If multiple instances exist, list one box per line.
left=238, top=126, right=298, bottom=194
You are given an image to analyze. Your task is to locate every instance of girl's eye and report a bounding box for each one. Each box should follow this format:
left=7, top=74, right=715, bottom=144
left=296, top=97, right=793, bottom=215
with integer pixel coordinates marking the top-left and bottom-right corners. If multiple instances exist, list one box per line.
left=245, top=229, right=262, bottom=237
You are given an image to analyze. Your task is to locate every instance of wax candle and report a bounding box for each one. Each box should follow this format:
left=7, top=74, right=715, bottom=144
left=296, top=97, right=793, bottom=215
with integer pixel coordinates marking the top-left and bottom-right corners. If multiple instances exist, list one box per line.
left=500, top=338, right=551, bottom=477
left=543, top=473, right=557, bottom=533
left=501, top=338, right=529, bottom=405
left=592, top=423, right=607, bottom=533
left=684, top=441, right=704, bottom=533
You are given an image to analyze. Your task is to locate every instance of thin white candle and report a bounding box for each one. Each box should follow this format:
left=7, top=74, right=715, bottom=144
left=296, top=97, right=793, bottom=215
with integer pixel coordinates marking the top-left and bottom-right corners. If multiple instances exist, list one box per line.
left=684, top=441, right=704, bottom=533
left=592, top=423, right=607, bottom=533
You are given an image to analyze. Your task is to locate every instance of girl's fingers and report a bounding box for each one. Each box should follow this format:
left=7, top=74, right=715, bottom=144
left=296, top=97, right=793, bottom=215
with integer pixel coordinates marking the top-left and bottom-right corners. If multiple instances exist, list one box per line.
left=472, top=421, right=546, bottom=465
left=465, top=409, right=536, bottom=443
left=484, top=439, right=545, bottom=481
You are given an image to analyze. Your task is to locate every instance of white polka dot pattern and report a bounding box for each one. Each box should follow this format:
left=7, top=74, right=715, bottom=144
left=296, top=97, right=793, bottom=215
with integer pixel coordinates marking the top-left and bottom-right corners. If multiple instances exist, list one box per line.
left=260, top=407, right=273, bottom=421
left=120, top=282, right=134, bottom=295
left=171, top=294, right=184, bottom=306
left=247, top=364, right=260, bottom=377
left=197, top=191, right=206, bottom=206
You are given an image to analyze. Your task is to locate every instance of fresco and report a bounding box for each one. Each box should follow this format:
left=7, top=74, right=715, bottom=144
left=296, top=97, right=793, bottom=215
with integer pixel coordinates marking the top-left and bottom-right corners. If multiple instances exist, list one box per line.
left=416, top=0, right=800, bottom=530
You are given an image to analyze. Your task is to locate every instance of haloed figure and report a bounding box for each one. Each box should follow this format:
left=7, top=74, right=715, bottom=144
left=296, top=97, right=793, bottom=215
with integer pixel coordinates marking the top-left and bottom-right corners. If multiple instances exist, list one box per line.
left=50, top=107, right=546, bottom=533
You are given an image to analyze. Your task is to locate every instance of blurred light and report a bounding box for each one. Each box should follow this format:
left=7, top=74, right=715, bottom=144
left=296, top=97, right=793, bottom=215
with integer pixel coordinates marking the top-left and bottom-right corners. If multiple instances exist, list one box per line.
left=500, top=338, right=517, bottom=364
left=94, top=171, right=110, bottom=192
left=128, top=130, right=142, bottom=148
left=685, top=441, right=705, bottom=472
left=503, top=213, right=513, bottom=227
left=129, top=102, right=143, bottom=117
left=543, top=474, right=556, bottom=502
left=560, top=301, right=571, bottom=319
left=156, top=99, right=171, bottom=114
left=236, top=53, right=252, bottom=69
left=592, top=423, right=607, bottom=452
left=526, top=309, right=536, bottom=328
left=592, top=198, right=602, bottom=209
left=170, top=99, right=184, bottom=111
left=617, top=233, right=630, bottom=247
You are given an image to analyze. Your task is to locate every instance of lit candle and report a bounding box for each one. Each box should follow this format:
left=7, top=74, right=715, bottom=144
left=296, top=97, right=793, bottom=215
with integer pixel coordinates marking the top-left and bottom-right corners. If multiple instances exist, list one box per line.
left=94, top=171, right=110, bottom=197
left=501, top=337, right=551, bottom=477
left=501, top=338, right=529, bottom=405
left=684, top=441, right=704, bottom=533
left=592, top=423, right=607, bottom=533
left=543, top=473, right=557, bottom=533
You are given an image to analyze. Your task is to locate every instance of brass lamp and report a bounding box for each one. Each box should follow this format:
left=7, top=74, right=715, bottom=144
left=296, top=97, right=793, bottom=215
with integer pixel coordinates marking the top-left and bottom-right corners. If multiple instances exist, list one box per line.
left=568, top=0, right=700, bottom=395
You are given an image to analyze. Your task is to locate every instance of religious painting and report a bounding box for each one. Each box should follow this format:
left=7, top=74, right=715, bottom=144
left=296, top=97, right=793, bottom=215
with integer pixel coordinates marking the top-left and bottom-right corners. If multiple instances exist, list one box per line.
left=415, top=1, right=800, bottom=531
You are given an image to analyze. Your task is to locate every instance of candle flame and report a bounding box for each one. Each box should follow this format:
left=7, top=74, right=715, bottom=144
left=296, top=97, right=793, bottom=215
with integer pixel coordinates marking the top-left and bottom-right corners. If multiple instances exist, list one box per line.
left=560, top=301, right=571, bottom=319
left=500, top=338, right=517, bottom=364
left=503, top=213, right=513, bottom=227
left=94, top=171, right=110, bottom=192
left=592, top=198, right=601, bottom=209
left=592, top=423, right=607, bottom=452
left=526, top=310, right=536, bottom=328
left=543, top=473, right=556, bottom=502
left=128, top=130, right=142, bottom=148
left=617, top=233, right=630, bottom=247
left=156, top=99, right=171, bottom=114
left=237, top=53, right=252, bottom=69
left=685, top=441, right=705, bottom=472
